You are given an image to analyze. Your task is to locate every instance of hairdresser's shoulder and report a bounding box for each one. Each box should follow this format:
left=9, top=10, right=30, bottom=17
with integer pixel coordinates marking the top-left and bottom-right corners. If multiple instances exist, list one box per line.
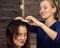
left=55, top=20, right=60, bottom=26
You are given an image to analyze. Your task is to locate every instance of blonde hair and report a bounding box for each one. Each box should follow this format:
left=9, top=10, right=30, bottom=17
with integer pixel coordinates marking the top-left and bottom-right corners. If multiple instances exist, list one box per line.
left=42, top=0, right=58, bottom=20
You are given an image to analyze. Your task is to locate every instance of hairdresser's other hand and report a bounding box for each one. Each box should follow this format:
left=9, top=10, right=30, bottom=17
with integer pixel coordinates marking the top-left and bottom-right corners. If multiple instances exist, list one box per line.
left=25, top=16, right=43, bottom=26
left=14, top=16, right=24, bottom=20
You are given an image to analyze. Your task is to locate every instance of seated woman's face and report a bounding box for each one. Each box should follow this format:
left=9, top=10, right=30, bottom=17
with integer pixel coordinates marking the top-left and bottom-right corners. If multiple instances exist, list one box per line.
left=13, top=25, right=27, bottom=47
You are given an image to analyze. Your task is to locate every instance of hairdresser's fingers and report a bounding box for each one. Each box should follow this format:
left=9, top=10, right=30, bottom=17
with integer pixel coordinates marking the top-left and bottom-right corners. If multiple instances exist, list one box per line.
left=26, top=16, right=43, bottom=26
left=25, top=16, right=33, bottom=21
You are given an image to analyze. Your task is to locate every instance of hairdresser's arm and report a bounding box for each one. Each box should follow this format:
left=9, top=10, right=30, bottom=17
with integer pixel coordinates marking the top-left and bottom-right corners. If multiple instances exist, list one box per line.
left=39, top=22, right=60, bottom=44
left=25, top=16, right=57, bottom=40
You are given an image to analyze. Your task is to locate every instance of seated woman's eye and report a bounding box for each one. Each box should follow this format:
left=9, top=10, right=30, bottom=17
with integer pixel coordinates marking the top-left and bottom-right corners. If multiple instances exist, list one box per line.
left=16, top=33, right=21, bottom=36
left=18, top=34, right=21, bottom=36
left=24, top=33, right=27, bottom=36
left=16, top=33, right=27, bottom=37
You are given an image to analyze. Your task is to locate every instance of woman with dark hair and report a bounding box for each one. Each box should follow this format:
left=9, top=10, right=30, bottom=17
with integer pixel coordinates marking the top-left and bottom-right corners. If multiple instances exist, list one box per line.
left=6, top=20, right=30, bottom=48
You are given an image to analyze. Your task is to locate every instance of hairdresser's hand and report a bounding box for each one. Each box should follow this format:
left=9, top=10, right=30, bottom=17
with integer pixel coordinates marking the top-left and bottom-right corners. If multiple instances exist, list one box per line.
left=25, top=16, right=43, bottom=26
left=14, top=17, right=24, bottom=20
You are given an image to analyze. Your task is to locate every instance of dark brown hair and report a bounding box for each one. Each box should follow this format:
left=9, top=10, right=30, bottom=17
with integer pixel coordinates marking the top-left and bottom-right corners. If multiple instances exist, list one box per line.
left=6, top=20, right=30, bottom=48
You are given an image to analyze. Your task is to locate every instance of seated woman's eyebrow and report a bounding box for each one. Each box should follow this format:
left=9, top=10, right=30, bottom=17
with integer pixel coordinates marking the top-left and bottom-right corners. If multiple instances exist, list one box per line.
left=16, top=33, right=22, bottom=36
left=24, top=32, right=27, bottom=34
left=16, top=32, right=27, bottom=35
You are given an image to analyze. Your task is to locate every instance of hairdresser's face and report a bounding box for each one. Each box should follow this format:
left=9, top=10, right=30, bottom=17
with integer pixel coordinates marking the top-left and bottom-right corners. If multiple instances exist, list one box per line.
left=13, top=26, right=27, bottom=47
left=39, top=1, right=55, bottom=20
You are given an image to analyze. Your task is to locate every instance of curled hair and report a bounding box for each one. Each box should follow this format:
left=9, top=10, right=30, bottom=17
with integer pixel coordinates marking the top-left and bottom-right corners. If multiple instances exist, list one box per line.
left=6, top=20, right=30, bottom=48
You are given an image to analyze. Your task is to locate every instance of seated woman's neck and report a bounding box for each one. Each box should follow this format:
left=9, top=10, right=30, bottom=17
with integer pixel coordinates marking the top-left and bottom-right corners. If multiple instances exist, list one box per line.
left=17, top=47, right=21, bottom=48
